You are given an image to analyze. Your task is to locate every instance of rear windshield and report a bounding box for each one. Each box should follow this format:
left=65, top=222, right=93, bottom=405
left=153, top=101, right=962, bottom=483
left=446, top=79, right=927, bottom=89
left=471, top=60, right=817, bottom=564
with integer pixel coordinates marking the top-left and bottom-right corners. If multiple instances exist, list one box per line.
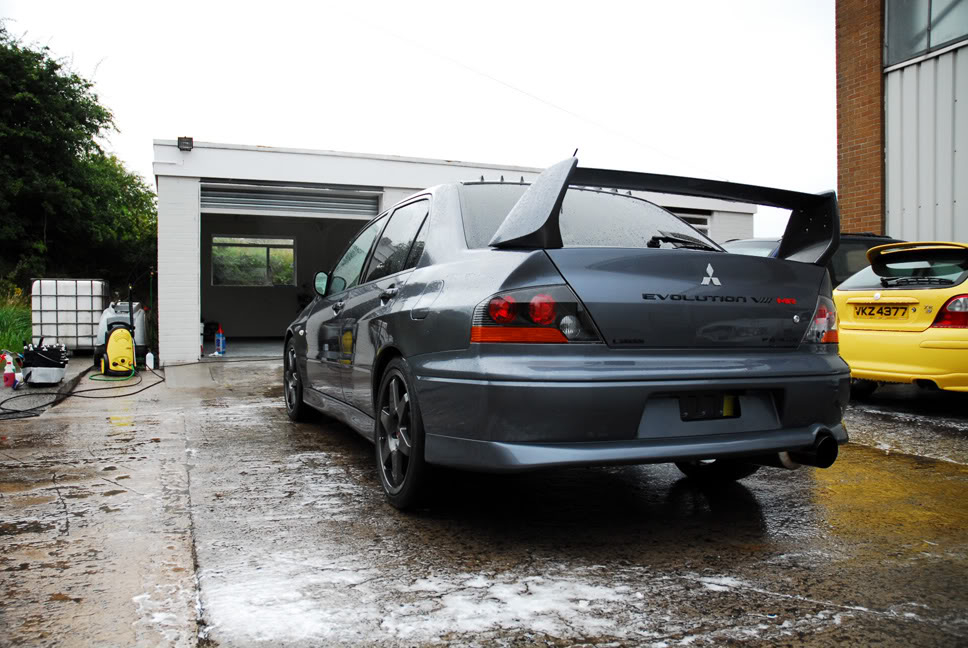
left=459, top=184, right=720, bottom=249
left=837, top=248, right=968, bottom=290
left=722, top=239, right=778, bottom=257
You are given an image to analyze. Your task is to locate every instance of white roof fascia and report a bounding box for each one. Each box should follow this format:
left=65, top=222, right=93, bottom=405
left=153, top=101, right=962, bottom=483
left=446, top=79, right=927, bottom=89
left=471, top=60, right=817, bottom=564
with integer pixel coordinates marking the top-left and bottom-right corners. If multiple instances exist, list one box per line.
left=153, top=140, right=755, bottom=215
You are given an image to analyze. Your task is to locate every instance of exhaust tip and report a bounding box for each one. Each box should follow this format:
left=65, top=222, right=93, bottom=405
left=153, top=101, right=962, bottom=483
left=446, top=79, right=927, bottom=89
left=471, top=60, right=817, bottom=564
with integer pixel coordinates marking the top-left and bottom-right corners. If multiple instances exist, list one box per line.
left=789, top=432, right=838, bottom=469
left=811, top=433, right=838, bottom=468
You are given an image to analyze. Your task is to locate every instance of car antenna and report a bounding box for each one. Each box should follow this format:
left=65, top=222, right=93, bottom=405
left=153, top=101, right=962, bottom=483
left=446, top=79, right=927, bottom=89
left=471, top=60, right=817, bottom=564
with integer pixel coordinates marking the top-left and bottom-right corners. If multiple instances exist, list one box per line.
left=572, top=148, right=578, bottom=157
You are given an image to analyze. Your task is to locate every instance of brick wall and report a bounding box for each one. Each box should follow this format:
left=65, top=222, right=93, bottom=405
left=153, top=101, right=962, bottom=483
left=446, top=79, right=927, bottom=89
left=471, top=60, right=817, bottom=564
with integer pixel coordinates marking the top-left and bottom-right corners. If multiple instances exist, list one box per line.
left=836, top=0, right=884, bottom=234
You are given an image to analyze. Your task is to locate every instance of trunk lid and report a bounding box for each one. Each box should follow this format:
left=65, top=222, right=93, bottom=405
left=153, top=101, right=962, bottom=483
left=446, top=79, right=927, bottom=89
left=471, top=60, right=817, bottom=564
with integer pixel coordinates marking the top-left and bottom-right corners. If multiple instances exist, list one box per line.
left=545, top=248, right=823, bottom=349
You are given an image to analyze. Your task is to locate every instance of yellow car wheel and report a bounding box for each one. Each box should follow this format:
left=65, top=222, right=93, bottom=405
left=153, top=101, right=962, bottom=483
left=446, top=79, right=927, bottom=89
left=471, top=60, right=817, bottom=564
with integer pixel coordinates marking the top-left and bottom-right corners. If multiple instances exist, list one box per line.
left=100, top=357, right=105, bottom=375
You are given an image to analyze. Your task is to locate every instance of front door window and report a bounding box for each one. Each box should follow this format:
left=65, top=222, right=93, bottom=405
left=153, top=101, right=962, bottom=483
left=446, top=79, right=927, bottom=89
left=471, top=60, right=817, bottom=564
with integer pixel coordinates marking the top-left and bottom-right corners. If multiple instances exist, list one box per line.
left=329, top=217, right=385, bottom=294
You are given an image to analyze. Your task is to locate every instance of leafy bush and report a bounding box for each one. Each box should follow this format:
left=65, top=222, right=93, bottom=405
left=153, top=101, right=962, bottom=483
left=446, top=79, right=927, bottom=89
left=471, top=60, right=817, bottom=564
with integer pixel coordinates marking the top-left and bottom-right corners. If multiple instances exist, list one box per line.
left=0, top=284, right=30, bottom=353
left=212, top=244, right=295, bottom=286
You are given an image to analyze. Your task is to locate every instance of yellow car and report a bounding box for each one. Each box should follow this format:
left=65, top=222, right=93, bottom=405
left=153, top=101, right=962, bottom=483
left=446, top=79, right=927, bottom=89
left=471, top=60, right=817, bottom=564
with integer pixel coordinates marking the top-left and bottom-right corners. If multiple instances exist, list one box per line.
left=833, top=241, right=968, bottom=395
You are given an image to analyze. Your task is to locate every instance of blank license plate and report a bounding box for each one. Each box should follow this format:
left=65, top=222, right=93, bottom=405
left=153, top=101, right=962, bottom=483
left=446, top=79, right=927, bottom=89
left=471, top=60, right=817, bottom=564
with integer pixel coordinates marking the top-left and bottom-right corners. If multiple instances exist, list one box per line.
left=679, top=394, right=740, bottom=421
left=854, top=305, right=908, bottom=319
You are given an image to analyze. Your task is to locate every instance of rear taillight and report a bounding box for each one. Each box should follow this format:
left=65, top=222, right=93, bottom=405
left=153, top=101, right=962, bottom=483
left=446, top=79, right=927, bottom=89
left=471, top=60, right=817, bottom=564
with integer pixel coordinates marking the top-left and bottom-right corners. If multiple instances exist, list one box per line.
left=488, top=296, right=516, bottom=324
left=528, top=294, right=556, bottom=325
left=802, top=296, right=839, bottom=344
left=471, top=285, right=602, bottom=344
left=931, top=295, right=968, bottom=328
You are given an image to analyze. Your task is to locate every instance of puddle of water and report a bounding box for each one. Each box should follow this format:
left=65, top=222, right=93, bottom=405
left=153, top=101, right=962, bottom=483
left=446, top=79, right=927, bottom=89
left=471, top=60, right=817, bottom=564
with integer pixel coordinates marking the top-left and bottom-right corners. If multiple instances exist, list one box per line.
left=0, top=520, right=56, bottom=535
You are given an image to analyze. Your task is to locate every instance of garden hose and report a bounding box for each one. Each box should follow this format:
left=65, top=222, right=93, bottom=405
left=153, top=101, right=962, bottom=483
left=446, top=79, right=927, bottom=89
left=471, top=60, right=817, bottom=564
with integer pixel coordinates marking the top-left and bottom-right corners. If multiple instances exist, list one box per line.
left=89, top=367, right=137, bottom=382
left=0, top=366, right=166, bottom=421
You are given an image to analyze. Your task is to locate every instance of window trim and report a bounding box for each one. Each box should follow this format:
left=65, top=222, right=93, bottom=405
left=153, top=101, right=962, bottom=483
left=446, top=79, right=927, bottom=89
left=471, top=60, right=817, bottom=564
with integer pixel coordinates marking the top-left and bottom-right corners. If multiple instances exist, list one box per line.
left=210, top=234, right=297, bottom=287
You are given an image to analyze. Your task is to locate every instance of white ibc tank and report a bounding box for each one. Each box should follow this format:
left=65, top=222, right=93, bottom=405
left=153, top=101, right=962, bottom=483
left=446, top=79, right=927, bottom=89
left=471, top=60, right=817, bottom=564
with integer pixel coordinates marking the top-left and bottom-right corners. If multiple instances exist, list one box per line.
left=30, top=279, right=110, bottom=350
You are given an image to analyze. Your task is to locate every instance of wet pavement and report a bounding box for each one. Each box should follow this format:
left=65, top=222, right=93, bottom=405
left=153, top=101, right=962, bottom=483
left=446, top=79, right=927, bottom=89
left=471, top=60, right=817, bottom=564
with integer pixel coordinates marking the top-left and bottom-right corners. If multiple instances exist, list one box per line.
left=1, top=362, right=966, bottom=647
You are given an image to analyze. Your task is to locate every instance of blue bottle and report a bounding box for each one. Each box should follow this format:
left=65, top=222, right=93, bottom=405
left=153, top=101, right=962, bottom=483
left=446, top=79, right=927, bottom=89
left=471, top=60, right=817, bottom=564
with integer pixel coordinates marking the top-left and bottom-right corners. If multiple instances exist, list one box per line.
left=215, top=325, right=226, bottom=355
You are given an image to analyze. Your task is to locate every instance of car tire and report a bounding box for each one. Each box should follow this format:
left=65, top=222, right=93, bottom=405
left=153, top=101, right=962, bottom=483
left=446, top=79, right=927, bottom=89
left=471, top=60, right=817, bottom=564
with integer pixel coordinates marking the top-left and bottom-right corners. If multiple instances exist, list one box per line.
left=674, top=459, right=760, bottom=482
left=284, top=340, right=311, bottom=422
left=849, top=379, right=877, bottom=400
left=374, top=357, right=428, bottom=510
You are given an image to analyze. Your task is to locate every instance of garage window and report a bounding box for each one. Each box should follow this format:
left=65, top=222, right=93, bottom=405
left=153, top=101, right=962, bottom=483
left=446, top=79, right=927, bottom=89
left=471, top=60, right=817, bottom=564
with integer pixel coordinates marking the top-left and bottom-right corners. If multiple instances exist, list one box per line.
left=212, top=236, right=296, bottom=286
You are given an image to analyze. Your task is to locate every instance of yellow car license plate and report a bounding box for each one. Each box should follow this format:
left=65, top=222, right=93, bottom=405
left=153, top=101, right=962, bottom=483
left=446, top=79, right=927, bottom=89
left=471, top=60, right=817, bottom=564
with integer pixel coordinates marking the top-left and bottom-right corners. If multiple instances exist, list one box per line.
left=853, top=305, right=909, bottom=319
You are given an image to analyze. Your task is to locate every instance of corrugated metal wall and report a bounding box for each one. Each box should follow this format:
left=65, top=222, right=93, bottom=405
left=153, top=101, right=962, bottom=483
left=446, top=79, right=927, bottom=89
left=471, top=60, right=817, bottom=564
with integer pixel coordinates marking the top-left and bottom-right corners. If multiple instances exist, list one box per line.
left=885, top=45, right=968, bottom=241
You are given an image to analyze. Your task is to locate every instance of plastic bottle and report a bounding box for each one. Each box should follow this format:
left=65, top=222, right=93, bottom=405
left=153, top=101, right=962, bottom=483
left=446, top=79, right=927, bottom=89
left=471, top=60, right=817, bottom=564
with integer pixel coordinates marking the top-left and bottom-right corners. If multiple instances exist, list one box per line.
left=3, top=354, right=13, bottom=388
left=215, top=325, right=226, bottom=355
left=146, top=350, right=155, bottom=369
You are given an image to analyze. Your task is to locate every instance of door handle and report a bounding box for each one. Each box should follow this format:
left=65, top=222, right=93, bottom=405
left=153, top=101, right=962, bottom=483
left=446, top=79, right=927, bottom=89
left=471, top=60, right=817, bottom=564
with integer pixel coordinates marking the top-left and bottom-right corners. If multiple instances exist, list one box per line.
left=380, top=286, right=399, bottom=302
left=333, top=300, right=345, bottom=314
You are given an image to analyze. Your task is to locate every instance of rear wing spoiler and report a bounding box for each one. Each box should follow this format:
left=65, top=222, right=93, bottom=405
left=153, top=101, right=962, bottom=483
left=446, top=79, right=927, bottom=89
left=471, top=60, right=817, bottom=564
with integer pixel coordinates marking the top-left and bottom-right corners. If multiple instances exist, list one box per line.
left=489, top=157, right=840, bottom=266
left=866, top=241, right=968, bottom=263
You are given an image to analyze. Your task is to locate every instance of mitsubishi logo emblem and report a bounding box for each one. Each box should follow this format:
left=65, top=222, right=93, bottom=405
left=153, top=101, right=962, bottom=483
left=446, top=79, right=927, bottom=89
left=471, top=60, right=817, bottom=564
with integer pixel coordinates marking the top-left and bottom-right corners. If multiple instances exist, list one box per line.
left=701, top=263, right=721, bottom=286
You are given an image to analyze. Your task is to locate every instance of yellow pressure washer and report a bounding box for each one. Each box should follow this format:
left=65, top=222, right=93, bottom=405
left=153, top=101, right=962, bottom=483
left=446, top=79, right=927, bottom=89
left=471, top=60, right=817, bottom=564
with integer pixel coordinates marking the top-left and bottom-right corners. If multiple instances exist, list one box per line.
left=101, top=324, right=136, bottom=377
left=95, top=286, right=143, bottom=378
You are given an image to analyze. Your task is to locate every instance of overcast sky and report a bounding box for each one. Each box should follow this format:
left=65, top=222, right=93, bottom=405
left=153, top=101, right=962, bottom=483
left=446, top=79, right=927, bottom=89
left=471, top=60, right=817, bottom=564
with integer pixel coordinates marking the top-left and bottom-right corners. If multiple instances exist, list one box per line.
left=2, top=0, right=836, bottom=236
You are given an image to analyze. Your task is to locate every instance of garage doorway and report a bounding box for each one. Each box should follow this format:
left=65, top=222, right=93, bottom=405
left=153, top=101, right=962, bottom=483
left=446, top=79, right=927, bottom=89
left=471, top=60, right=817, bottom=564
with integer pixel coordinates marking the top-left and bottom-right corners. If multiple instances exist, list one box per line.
left=199, top=213, right=367, bottom=358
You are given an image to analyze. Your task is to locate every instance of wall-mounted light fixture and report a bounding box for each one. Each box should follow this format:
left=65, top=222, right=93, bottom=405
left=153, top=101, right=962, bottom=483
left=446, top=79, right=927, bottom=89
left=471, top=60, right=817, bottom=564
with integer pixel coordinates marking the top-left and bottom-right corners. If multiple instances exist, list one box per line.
left=177, top=136, right=194, bottom=152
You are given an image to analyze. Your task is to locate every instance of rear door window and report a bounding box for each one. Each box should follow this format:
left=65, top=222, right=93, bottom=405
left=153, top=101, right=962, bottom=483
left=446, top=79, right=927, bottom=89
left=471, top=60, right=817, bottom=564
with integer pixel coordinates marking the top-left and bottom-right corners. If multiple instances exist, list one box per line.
left=362, top=200, right=429, bottom=283
left=459, top=184, right=717, bottom=249
left=837, top=249, right=968, bottom=290
left=404, top=216, right=429, bottom=270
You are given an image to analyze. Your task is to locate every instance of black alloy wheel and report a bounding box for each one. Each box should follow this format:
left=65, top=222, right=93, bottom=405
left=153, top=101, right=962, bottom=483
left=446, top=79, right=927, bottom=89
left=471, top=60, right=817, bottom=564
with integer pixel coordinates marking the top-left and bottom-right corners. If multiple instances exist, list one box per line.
left=375, top=357, right=427, bottom=509
left=674, top=459, right=760, bottom=482
left=284, top=341, right=310, bottom=422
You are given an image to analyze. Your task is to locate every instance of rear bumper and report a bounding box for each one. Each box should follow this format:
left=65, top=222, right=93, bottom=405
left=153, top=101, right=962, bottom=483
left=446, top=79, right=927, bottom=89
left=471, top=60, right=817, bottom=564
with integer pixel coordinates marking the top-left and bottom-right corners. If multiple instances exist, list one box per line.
left=412, top=348, right=850, bottom=470
left=840, top=328, right=968, bottom=391
left=425, top=423, right=847, bottom=472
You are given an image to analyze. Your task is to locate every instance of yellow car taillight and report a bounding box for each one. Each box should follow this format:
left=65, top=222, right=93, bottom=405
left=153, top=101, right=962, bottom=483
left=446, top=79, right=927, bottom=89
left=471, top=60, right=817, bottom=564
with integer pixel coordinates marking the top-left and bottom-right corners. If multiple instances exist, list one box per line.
left=931, top=295, right=968, bottom=328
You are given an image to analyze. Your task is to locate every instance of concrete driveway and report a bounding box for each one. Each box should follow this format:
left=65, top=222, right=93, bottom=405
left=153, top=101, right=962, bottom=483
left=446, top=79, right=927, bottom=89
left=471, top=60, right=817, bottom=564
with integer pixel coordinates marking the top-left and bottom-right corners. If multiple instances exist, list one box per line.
left=1, top=361, right=966, bottom=647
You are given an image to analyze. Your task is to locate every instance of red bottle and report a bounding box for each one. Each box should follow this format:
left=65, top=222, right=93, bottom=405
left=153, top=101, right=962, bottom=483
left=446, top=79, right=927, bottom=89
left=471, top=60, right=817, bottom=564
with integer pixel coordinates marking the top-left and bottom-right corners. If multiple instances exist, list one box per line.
left=3, top=354, right=14, bottom=388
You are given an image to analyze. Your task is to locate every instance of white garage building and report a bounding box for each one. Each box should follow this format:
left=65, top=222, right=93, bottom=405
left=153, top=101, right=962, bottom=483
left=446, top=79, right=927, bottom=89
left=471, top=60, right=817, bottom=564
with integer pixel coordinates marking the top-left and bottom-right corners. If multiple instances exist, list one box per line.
left=153, top=140, right=755, bottom=366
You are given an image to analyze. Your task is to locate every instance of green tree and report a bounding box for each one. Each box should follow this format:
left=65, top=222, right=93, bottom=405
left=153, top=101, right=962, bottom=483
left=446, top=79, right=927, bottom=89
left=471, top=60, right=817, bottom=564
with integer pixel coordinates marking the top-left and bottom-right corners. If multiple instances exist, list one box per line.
left=0, top=24, right=156, bottom=296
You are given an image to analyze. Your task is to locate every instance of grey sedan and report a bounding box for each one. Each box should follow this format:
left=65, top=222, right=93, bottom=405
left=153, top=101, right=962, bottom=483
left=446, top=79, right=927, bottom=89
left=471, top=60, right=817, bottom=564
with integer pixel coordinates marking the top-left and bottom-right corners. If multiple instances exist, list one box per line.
left=284, top=158, right=850, bottom=509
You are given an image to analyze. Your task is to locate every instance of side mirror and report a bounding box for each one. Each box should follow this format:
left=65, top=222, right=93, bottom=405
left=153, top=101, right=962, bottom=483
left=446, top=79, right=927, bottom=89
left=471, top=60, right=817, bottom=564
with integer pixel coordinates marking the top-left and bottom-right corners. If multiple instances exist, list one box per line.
left=314, top=271, right=329, bottom=296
